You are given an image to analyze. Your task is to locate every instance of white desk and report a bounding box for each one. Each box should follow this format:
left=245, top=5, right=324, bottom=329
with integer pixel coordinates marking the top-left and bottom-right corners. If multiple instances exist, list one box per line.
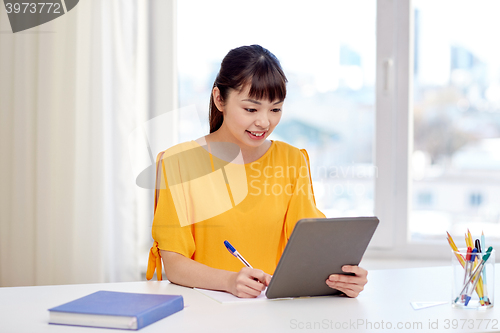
left=1, top=265, right=499, bottom=333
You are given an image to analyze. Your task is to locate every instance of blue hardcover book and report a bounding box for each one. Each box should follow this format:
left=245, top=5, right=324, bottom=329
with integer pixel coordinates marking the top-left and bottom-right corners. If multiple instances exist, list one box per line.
left=48, top=290, right=184, bottom=330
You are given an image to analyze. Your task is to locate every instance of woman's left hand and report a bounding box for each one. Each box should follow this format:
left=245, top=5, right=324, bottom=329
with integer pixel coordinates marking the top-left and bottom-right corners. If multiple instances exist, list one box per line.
left=326, top=265, right=368, bottom=298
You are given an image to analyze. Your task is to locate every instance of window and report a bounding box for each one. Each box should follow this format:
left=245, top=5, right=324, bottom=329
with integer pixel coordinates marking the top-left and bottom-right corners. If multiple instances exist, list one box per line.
left=410, top=0, right=500, bottom=243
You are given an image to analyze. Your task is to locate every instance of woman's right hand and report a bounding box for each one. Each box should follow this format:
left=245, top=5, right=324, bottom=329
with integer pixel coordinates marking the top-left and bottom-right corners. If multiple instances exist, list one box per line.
left=227, top=267, right=271, bottom=298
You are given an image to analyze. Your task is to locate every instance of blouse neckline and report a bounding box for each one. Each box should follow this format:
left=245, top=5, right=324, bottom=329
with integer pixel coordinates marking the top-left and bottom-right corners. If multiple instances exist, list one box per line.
left=190, top=139, right=276, bottom=166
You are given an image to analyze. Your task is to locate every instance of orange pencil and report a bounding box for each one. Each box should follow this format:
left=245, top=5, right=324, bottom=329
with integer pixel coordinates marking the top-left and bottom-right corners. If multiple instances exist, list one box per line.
left=447, top=232, right=464, bottom=267
left=467, top=229, right=474, bottom=248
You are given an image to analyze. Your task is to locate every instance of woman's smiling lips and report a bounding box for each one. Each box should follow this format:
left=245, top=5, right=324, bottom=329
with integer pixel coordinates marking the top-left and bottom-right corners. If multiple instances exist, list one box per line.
left=246, top=130, right=266, bottom=140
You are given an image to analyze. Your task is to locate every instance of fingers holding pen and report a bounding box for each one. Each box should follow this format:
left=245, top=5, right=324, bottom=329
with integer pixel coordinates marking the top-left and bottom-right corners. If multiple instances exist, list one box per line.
left=228, top=267, right=271, bottom=298
left=223, top=240, right=272, bottom=297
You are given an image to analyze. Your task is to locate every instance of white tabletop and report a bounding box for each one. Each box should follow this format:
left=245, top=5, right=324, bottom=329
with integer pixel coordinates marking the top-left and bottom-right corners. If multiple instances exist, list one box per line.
left=1, top=265, right=499, bottom=333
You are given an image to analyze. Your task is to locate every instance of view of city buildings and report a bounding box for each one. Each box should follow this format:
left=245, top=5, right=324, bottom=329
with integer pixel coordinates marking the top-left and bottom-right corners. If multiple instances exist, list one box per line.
left=411, top=1, right=500, bottom=242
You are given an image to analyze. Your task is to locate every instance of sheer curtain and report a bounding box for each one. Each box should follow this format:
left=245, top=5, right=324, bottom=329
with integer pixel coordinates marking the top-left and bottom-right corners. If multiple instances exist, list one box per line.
left=0, top=0, right=172, bottom=287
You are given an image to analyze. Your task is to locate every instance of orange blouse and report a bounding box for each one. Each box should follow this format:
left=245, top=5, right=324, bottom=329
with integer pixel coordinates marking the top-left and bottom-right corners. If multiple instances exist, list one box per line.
left=147, top=140, right=325, bottom=280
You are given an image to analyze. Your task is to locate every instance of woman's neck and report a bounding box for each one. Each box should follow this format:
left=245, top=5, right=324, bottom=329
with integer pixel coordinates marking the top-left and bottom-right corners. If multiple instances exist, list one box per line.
left=199, top=132, right=271, bottom=164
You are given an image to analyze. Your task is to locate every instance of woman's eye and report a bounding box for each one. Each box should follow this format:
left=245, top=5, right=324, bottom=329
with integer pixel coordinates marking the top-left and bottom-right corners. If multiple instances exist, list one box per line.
left=245, top=108, right=257, bottom=112
left=271, top=108, right=282, bottom=113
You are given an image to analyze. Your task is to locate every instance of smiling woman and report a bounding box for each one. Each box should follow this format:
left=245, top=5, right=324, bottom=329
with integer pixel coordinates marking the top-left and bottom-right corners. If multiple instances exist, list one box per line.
left=146, top=45, right=369, bottom=299
left=206, top=45, right=287, bottom=163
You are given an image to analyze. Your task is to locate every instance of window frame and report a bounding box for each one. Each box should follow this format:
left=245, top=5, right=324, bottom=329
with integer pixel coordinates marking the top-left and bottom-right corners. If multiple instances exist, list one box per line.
left=370, top=0, right=463, bottom=260
left=371, top=0, right=413, bottom=252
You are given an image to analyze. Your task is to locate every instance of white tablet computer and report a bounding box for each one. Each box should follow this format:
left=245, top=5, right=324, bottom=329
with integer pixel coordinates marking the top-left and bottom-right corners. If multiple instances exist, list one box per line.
left=265, top=216, right=379, bottom=299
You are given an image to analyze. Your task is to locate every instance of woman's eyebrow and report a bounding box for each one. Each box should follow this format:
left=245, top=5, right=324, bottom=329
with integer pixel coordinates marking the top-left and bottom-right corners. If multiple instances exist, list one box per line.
left=241, top=99, right=284, bottom=105
left=241, top=98, right=261, bottom=104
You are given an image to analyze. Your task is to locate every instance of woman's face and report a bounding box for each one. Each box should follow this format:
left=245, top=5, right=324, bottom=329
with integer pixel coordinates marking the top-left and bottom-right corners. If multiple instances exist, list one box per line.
left=213, top=85, right=284, bottom=150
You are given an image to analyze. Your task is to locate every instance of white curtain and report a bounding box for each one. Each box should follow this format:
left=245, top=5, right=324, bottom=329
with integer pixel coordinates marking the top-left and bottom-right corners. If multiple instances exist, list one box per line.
left=0, top=0, right=165, bottom=286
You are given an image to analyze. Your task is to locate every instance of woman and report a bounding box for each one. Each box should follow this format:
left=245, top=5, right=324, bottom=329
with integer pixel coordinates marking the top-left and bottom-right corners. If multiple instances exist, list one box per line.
left=147, top=45, right=367, bottom=298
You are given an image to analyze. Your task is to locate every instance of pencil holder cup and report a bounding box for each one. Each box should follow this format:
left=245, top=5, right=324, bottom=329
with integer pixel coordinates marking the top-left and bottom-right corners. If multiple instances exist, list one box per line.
left=451, top=248, right=494, bottom=309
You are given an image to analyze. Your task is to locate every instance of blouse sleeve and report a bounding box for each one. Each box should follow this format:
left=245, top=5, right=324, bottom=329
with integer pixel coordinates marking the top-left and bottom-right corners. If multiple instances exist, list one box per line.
left=152, top=153, right=196, bottom=259
left=283, top=149, right=326, bottom=239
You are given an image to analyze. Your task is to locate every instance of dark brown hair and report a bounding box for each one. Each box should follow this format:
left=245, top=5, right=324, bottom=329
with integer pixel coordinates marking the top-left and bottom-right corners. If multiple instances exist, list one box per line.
left=209, top=45, right=288, bottom=133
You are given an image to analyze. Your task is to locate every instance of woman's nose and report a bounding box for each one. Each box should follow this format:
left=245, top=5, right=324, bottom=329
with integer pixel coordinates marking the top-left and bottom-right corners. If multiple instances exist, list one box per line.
left=255, top=112, right=270, bottom=129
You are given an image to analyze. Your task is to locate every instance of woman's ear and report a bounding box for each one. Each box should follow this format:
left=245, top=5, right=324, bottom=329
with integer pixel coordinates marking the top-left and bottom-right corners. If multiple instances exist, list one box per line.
left=212, top=87, right=224, bottom=112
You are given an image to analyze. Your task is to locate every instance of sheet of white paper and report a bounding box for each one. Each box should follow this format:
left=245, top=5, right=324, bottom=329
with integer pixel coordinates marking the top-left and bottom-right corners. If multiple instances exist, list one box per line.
left=194, top=288, right=271, bottom=303
left=410, top=301, right=448, bottom=310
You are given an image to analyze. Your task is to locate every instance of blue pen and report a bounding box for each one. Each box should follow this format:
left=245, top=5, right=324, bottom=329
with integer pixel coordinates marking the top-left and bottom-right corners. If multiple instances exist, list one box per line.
left=224, top=240, right=253, bottom=269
